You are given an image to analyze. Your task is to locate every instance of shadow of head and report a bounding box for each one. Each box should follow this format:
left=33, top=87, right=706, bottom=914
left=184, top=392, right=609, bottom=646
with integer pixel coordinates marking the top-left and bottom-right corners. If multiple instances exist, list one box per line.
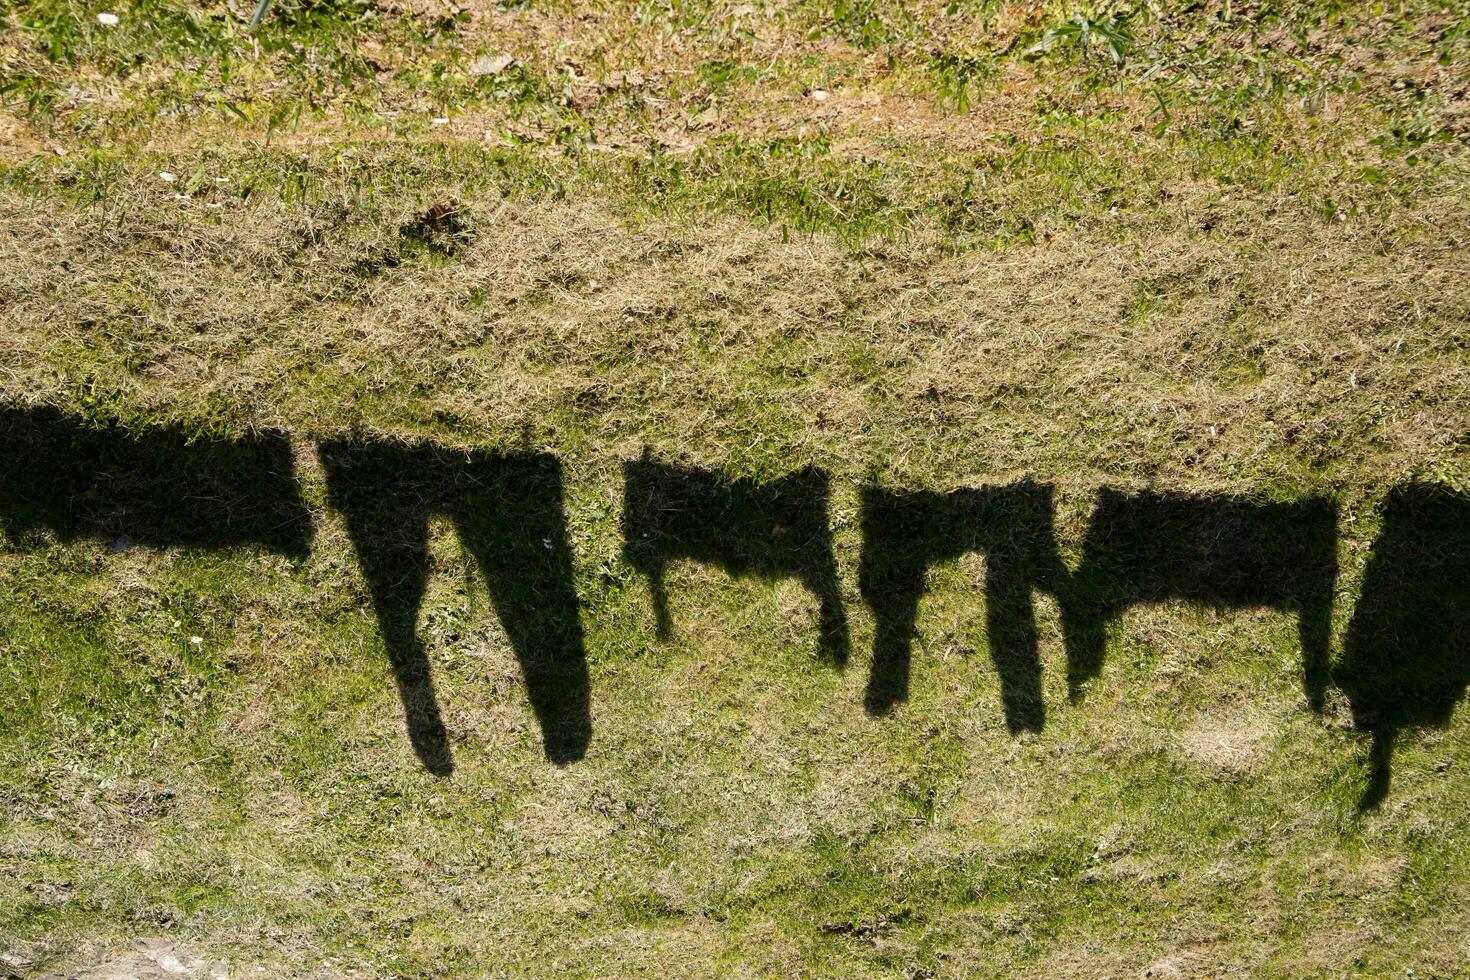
left=1063, top=490, right=1338, bottom=707
left=621, top=456, right=849, bottom=666
left=319, top=440, right=591, bottom=775
left=0, top=404, right=311, bottom=556
left=1334, top=484, right=1470, bottom=810
left=858, top=481, right=1064, bottom=730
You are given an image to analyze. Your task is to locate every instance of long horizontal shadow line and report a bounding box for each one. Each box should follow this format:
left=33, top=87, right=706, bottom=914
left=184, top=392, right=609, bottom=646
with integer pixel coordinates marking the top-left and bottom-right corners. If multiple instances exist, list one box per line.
left=2, top=405, right=1465, bottom=807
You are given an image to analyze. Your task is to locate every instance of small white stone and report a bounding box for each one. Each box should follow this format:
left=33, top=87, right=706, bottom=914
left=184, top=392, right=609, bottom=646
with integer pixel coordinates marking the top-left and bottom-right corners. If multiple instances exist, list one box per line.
left=431, top=116, right=450, bottom=126
left=159, top=171, right=176, bottom=182
left=470, top=53, right=516, bottom=76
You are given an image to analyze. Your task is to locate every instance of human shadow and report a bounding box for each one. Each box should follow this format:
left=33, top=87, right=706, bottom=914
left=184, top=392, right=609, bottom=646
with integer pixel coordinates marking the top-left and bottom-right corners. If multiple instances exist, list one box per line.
left=858, top=482, right=1067, bottom=729
left=319, top=441, right=590, bottom=775
left=0, top=403, right=311, bottom=555
left=621, top=456, right=849, bottom=666
left=1062, top=490, right=1339, bottom=708
left=1334, top=484, right=1470, bottom=810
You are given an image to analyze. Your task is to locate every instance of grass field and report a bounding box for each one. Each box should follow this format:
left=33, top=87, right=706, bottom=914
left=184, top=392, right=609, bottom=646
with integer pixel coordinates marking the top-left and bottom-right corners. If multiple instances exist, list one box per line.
left=1, top=0, right=1468, bottom=975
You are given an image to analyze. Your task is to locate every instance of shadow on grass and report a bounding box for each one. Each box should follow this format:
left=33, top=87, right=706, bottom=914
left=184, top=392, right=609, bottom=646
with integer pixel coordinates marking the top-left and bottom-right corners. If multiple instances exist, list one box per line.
left=320, top=441, right=590, bottom=775
left=1335, top=484, right=1470, bottom=810
left=1061, top=489, right=1339, bottom=710
left=5, top=407, right=1465, bottom=807
left=622, top=455, right=849, bottom=667
left=0, top=404, right=311, bottom=555
left=857, top=485, right=1337, bottom=730
left=858, top=482, right=1067, bottom=729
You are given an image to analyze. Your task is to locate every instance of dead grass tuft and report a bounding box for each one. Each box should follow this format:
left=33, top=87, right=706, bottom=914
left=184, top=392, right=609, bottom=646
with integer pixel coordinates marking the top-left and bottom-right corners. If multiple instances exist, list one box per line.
left=1179, top=705, right=1272, bottom=779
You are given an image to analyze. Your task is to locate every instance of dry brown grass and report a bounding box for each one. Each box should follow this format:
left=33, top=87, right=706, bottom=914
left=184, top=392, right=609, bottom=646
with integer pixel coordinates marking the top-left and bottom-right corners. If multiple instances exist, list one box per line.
left=1, top=172, right=1464, bottom=494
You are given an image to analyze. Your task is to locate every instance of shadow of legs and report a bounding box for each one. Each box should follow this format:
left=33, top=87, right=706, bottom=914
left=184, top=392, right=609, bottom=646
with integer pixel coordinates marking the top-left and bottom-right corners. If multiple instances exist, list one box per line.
left=622, top=457, right=848, bottom=668
left=806, top=560, right=850, bottom=668
left=1359, top=727, right=1393, bottom=812
left=1061, top=601, right=1109, bottom=702
left=859, top=483, right=1061, bottom=723
left=861, top=563, right=923, bottom=716
left=1061, top=490, right=1338, bottom=708
left=323, top=442, right=590, bottom=772
left=1335, top=484, right=1470, bottom=809
left=987, top=556, right=1044, bottom=733
left=454, top=456, right=590, bottom=765
left=325, top=490, right=453, bottom=776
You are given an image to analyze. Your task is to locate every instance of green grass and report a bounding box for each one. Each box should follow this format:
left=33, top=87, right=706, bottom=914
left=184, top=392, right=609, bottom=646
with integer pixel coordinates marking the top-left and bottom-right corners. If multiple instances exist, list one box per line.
left=1, top=0, right=1468, bottom=974
left=4, top=458, right=1469, bottom=974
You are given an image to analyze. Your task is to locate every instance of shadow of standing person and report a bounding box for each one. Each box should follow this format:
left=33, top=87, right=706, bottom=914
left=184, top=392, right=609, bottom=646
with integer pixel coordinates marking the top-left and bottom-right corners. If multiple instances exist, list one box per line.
left=1335, top=484, right=1470, bottom=810
left=858, top=481, right=1066, bottom=730
left=320, top=441, right=590, bottom=775
left=622, top=455, right=849, bottom=667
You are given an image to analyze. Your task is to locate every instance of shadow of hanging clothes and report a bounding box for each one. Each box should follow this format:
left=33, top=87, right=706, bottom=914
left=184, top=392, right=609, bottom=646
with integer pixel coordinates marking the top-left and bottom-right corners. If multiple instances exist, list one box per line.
left=1334, top=484, right=1470, bottom=810
left=319, top=441, right=591, bottom=775
left=1061, top=489, right=1338, bottom=708
left=0, top=403, right=311, bottom=555
left=858, top=482, right=1067, bottom=729
left=621, top=456, right=849, bottom=666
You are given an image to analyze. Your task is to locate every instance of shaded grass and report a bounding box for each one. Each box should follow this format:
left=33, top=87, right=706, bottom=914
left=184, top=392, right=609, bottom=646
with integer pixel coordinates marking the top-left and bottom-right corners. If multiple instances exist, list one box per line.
left=7, top=487, right=1470, bottom=975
